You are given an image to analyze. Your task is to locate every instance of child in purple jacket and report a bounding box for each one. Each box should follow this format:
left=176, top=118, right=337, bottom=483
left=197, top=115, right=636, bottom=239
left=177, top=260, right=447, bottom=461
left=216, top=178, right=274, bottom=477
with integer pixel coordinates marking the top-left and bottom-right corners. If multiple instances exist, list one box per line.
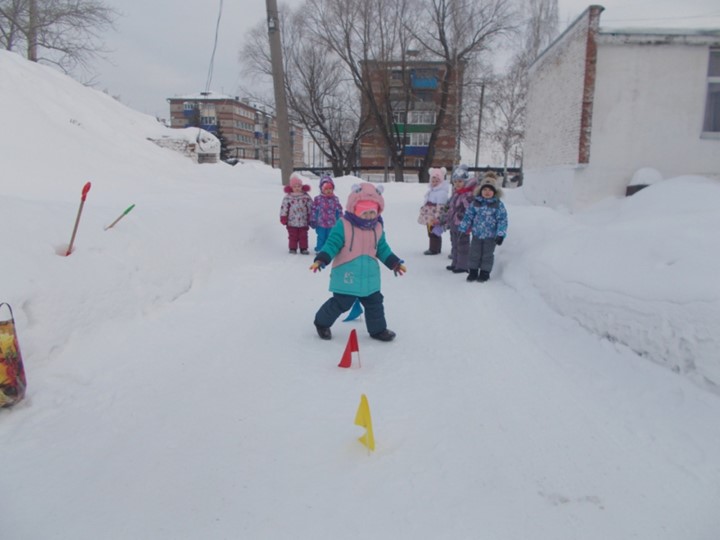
left=310, top=176, right=343, bottom=252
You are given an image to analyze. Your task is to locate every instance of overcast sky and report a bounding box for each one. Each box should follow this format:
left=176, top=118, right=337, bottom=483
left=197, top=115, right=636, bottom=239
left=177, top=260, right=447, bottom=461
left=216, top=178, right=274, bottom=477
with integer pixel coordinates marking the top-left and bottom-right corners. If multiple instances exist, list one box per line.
left=90, top=0, right=720, bottom=120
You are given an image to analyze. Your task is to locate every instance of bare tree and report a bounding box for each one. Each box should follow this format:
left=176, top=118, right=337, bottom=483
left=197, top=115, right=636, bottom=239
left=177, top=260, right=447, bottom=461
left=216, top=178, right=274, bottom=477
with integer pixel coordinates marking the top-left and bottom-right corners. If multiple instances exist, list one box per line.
left=0, top=0, right=117, bottom=73
left=305, top=0, right=419, bottom=182
left=410, top=0, right=514, bottom=181
left=488, top=57, right=525, bottom=178
left=240, top=8, right=368, bottom=176
left=486, top=0, right=558, bottom=179
left=0, top=0, right=23, bottom=50
left=523, top=0, right=559, bottom=61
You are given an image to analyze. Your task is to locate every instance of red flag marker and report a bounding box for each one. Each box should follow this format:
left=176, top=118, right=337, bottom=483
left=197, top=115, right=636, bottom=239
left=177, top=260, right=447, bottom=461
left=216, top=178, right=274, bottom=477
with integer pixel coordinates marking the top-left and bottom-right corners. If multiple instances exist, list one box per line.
left=338, top=329, right=360, bottom=368
left=65, top=182, right=91, bottom=256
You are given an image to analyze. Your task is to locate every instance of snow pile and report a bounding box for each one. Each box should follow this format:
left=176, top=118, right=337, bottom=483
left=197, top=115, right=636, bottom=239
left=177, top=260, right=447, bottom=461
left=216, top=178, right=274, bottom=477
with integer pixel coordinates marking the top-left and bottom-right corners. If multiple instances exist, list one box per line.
left=506, top=177, right=720, bottom=391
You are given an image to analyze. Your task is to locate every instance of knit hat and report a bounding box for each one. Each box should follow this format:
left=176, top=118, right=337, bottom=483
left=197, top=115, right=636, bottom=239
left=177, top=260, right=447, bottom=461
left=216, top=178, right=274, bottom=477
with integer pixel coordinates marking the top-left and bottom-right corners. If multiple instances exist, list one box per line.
left=464, top=175, right=479, bottom=190
left=474, top=171, right=501, bottom=198
left=428, top=167, right=447, bottom=183
left=289, top=173, right=304, bottom=188
left=319, top=176, right=335, bottom=191
left=451, top=164, right=469, bottom=181
left=354, top=200, right=379, bottom=216
left=346, top=183, right=385, bottom=215
left=285, top=173, right=311, bottom=193
left=483, top=171, right=498, bottom=184
left=480, top=182, right=497, bottom=194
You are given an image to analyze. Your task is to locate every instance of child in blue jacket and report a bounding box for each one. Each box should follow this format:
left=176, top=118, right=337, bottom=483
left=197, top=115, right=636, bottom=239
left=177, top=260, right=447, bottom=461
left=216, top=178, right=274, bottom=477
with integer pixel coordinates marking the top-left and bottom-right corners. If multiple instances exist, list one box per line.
left=458, top=172, right=508, bottom=282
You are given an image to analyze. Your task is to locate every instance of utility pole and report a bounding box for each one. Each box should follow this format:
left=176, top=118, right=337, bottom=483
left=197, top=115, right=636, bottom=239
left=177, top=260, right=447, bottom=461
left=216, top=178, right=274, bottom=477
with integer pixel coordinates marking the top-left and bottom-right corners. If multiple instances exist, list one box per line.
left=474, top=82, right=485, bottom=168
left=266, top=0, right=293, bottom=185
left=28, top=0, right=38, bottom=61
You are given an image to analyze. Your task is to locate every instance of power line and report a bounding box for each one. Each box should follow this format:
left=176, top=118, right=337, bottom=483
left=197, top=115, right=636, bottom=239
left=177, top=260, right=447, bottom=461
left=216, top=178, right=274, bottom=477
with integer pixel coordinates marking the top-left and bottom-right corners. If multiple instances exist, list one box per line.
left=205, top=0, right=224, bottom=93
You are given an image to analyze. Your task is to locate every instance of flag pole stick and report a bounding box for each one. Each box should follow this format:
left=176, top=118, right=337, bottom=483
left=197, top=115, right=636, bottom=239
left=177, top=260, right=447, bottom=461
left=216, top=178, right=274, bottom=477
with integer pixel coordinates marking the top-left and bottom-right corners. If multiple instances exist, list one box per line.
left=66, top=182, right=91, bottom=256
left=105, top=203, right=135, bottom=230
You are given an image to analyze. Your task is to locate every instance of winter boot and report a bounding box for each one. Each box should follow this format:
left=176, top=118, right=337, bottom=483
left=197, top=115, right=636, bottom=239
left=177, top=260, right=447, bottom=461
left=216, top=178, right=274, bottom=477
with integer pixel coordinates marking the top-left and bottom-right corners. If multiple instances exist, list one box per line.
left=466, top=269, right=479, bottom=282
left=370, top=329, right=396, bottom=342
left=452, top=268, right=468, bottom=274
left=446, top=265, right=456, bottom=271
left=428, top=234, right=442, bottom=254
left=315, top=324, right=332, bottom=340
left=300, top=249, right=310, bottom=255
left=478, top=270, right=490, bottom=282
left=289, top=249, right=297, bottom=254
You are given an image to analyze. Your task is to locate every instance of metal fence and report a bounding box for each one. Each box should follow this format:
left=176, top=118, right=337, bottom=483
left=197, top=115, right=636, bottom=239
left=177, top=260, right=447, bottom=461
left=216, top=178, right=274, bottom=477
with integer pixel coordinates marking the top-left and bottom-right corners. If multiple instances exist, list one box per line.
left=295, top=166, right=522, bottom=186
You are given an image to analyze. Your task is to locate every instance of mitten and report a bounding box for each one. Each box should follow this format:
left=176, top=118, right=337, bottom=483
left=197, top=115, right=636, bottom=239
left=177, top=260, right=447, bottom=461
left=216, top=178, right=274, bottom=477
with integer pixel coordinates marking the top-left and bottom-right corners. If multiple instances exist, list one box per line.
left=309, top=261, right=326, bottom=273
left=392, top=260, right=407, bottom=277
left=495, top=236, right=504, bottom=246
left=280, top=216, right=288, bottom=225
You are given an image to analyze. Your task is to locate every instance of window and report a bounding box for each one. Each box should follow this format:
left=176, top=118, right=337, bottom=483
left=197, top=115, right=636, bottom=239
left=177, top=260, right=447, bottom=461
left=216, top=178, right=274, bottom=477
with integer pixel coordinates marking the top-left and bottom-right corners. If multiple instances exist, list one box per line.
left=408, top=110, right=436, bottom=125
left=702, top=48, right=720, bottom=134
left=409, top=132, right=431, bottom=146
left=200, top=116, right=216, bottom=125
left=392, top=111, right=407, bottom=124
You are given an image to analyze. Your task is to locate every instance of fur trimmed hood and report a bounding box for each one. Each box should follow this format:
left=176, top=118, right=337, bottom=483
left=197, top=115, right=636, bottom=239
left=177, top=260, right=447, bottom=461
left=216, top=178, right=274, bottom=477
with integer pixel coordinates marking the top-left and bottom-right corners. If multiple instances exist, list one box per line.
left=284, top=183, right=311, bottom=194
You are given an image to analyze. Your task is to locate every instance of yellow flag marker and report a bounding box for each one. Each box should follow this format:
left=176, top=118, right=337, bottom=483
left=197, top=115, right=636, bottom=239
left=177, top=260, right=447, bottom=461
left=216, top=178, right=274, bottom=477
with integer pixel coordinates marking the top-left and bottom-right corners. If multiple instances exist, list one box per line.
left=354, top=394, right=375, bottom=451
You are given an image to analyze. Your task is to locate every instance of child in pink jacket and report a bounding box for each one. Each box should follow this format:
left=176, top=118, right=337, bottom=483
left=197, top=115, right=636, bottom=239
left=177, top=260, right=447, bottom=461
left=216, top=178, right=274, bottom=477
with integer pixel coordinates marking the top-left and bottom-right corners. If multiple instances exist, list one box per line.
left=279, top=173, right=313, bottom=254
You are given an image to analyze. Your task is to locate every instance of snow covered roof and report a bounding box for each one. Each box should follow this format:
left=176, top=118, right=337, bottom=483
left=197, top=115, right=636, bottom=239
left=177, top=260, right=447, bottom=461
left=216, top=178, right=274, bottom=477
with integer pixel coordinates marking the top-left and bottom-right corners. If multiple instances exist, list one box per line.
left=168, top=91, right=239, bottom=102
left=598, top=27, right=720, bottom=45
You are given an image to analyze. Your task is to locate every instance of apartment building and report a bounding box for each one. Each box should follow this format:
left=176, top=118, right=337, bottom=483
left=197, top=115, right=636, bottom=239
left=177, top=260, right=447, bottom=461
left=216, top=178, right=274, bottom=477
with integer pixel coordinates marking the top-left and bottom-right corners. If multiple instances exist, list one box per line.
left=167, top=92, right=305, bottom=167
left=359, top=60, right=462, bottom=170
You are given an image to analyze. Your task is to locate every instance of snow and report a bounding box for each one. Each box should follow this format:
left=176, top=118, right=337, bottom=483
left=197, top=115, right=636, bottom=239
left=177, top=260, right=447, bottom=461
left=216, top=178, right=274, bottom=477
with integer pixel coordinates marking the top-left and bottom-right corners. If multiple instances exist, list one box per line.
left=1, top=49, right=720, bottom=539
left=630, top=167, right=663, bottom=186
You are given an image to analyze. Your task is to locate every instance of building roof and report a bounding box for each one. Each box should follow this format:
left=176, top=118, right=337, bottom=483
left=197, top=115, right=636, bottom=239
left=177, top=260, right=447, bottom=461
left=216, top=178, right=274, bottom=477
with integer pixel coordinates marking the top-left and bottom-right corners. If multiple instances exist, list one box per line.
left=168, top=91, right=238, bottom=102
left=598, top=26, right=720, bottom=45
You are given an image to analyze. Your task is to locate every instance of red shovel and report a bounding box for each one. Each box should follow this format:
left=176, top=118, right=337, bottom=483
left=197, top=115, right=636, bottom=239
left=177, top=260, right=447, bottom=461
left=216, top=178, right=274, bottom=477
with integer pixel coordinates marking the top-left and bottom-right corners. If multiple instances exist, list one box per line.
left=66, top=182, right=91, bottom=256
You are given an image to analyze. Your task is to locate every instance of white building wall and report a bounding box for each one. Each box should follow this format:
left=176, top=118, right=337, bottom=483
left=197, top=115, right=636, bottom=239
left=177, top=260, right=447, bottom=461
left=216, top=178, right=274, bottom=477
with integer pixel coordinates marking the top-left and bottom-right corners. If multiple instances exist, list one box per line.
left=524, top=17, right=589, bottom=169
left=588, top=41, right=719, bottom=201
left=523, top=10, right=594, bottom=209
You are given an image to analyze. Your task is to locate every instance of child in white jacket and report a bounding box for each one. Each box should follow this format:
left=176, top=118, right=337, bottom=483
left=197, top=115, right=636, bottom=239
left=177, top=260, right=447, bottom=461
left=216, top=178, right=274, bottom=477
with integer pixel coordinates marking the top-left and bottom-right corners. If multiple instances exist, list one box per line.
left=417, top=167, right=450, bottom=255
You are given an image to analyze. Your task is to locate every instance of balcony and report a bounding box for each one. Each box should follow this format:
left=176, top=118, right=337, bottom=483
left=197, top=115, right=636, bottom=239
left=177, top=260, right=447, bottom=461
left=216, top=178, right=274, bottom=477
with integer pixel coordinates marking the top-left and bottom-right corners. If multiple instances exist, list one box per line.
left=405, top=146, right=428, bottom=157
left=410, top=71, right=438, bottom=90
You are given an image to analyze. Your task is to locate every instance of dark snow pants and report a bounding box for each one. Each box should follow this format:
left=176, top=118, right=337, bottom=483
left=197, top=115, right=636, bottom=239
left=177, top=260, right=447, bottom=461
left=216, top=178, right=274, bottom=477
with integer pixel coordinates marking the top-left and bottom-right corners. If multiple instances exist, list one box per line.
left=426, top=225, right=442, bottom=254
left=468, top=237, right=497, bottom=273
left=314, top=291, right=387, bottom=335
left=449, top=229, right=470, bottom=270
left=286, top=225, right=309, bottom=251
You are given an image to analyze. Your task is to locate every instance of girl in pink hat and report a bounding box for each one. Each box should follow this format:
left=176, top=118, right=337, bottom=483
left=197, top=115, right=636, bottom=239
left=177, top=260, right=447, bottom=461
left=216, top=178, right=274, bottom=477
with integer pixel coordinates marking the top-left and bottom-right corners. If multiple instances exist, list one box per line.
left=310, top=183, right=406, bottom=342
left=417, top=167, right=450, bottom=255
left=279, top=173, right=313, bottom=254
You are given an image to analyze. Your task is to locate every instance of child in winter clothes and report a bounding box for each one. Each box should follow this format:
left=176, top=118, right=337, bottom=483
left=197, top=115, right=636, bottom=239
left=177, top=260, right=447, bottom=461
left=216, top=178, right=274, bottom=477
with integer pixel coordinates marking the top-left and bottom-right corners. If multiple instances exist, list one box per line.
left=310, top=182, right=406, bottom=342
left=310, top=176, right=343, bottom=253
left=443, top=164, right=477, bottom=273
left=458, top=172, right=508, bottom=282
left=417, top=167, right=450, bottom=255
left=279, top=173, right=313, bottom=254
